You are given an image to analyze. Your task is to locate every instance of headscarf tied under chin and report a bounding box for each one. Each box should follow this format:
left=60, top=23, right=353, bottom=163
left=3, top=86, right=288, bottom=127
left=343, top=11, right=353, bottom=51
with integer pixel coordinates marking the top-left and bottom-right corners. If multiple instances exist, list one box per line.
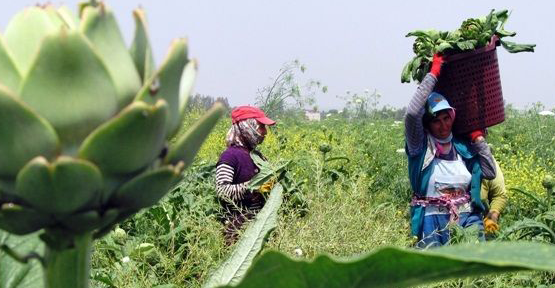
left=225, top=118, right=264, bottom=149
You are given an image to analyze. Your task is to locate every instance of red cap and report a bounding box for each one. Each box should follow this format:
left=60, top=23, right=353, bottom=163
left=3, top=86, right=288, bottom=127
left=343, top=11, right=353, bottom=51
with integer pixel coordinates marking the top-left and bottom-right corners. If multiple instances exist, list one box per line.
left=231, top=106, right=276, bottom=125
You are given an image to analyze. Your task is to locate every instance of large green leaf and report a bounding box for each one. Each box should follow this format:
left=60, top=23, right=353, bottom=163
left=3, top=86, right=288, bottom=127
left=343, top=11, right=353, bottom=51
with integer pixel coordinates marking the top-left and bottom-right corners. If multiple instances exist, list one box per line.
left=3, top=5, right=65, bottom=75
left=129, top=8, right=155, bottom=83
left=0, top=35, right=21, bottom=92
left=135, top=39, right=189, bottom=135
left=80, top=3, right=142, bottom=108
left=78, top=100, right=168, bottom=175
left=224, top=241, right=555, bottom=288
left=500, top=39, right=536, bottom=53
left=0, top=86, right=59, bottom=178
left=204, top=184, right=283, bottom=288
left=15, top=156, right=102, bottom=215
left=0, top=231, right=43, bottom=288
left=19, top=29, right=118, bottom=147
left=165, top=103, right=225, bottom=167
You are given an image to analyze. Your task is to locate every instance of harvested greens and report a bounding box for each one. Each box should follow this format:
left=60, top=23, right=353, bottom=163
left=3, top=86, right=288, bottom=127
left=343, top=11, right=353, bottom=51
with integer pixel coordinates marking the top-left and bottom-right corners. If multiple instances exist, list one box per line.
left=402, top=9, right=536, bottom=83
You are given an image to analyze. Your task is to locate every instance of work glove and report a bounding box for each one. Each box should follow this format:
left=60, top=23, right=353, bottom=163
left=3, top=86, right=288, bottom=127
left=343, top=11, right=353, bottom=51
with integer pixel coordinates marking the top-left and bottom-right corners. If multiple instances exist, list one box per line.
left=484, top=211, right=500, bottom=234
left=429, top=53, right=444, bottom=78
left=259, top=178, right=276, bottom=193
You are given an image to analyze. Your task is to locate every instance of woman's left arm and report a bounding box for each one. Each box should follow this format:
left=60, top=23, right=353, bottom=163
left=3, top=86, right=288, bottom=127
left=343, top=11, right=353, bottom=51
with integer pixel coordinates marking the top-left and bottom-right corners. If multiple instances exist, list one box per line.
left=472, top=139, right=496, bottom=180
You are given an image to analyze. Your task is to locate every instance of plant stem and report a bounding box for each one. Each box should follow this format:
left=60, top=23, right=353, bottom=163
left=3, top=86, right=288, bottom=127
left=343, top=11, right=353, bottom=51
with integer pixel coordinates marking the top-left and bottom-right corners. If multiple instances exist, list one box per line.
left=43, top=232, right=92, bottom=288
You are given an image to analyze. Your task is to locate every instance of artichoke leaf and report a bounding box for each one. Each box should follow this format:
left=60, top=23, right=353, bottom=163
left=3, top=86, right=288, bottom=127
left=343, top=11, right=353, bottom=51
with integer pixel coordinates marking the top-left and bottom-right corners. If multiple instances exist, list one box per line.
left=59, top=208, right=118, bottom=234
left=0, top=204, right=53, bottom=235
left=56, top=6, right=79, bottom=30
left=500, top=40, right=536, bottom=53
left=130, top=8, right=156, bottom=83
left=3, top=5, right=65, bottom=75
left=436, top=42, right=453, bottom=53
left=0, top=86, right=59, bottom=177
left=166, top=103, right=225, bottom=167
left=401, top=59, right=413, bottom=83
left=0, top=35, right=21, bottom=92
left=135, top=38, right=189, bottom=136
left=15, top=156, right=103, bottom=216
left=174, top=59, right=198, bottom=135
left=19, top=29, right=118, bottom=148
left=456, top=40, right=477, bottom=51
left=80, top=2, right=142, bottom=108
left=78, top=100, right=168, bottom=175
left=110, top=165, right=183, bottom=210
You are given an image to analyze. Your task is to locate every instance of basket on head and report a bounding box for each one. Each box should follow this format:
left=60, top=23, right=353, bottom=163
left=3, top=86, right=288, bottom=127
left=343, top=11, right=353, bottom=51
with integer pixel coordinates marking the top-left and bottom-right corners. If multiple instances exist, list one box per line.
left=434, top=36, right=505, bottom=135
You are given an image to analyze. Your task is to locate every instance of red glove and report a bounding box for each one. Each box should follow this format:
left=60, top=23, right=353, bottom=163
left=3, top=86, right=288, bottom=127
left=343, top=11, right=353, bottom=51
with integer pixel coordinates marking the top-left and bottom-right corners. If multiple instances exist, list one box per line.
left=469, top=130, right=485, bottom=142
left=430, top=54, right=444, bottom=78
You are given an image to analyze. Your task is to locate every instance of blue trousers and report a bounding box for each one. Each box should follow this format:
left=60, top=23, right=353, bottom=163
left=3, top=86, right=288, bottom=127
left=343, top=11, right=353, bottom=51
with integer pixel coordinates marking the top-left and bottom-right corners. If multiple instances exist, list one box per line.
left=417, top=212, right=485, bottom=248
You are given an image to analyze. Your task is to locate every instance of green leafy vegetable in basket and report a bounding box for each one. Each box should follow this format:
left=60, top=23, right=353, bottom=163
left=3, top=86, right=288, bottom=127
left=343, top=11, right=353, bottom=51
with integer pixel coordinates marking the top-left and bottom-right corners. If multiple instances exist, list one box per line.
left=402, top=9, right=536, bottom=83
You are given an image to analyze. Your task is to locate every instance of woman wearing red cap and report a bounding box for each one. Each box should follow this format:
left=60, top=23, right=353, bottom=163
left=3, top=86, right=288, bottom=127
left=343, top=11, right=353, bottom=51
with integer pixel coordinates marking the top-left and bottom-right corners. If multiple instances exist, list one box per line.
left=215, top=106, right=276, bottom=245
left=405, top=55, right=497, bottom=248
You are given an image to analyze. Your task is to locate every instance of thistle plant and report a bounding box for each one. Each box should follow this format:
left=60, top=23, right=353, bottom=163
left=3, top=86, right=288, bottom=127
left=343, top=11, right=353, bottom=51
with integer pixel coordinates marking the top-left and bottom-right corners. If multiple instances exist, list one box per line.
left=0, top=1, right=224, bottom=287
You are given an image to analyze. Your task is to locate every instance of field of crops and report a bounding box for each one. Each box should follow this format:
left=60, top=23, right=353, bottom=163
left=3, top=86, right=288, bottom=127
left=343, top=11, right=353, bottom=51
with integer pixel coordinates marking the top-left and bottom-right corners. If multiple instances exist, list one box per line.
left=85, top=105, right=555, bottom=288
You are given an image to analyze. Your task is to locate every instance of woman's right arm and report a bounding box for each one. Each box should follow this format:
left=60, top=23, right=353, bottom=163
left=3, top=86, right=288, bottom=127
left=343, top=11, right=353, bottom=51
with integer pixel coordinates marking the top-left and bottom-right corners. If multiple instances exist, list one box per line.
left=404, top=73, right=438, bottom=156
left=215, top=163, right=249, bottom=202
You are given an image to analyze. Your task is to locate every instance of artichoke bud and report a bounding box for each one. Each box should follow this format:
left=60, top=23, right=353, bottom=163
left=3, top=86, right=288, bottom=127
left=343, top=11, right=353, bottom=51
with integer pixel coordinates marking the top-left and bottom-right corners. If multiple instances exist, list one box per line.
left=460, top=18, right=483, bottom=40
left=0, top=1, right=224, bottom=242
left=112, top=227, right=127, bottom=244
left=542, top=175, right=554, bottom=190
left=319, top=143, right=332, bottom=154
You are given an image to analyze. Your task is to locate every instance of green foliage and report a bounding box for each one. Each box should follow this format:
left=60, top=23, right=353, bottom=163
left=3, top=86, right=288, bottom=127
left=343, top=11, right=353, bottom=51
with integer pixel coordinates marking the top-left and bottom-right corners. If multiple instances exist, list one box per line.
left=500, top=178, right=555, bottom=243
left=89, top=106, right=555, bottom=287
left=223, top=242, right=555, bottom=288
left=402, top=9, right=536, bottom=83
left=204, top=185, right=283, bottom=288
left=0, top=232, right=43, bottom=288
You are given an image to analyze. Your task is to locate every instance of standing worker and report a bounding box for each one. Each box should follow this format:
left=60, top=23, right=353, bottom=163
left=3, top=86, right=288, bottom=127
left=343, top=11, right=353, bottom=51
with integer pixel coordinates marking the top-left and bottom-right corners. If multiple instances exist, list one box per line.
left=215, top=106, right=276, bottom=245
left=404, top=54, right=497, bottom=248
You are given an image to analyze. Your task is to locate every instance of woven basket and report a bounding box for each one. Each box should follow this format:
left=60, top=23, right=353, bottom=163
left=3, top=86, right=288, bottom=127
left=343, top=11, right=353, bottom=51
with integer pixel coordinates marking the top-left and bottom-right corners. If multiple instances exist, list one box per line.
left=434, top=36, right=505, bottom=135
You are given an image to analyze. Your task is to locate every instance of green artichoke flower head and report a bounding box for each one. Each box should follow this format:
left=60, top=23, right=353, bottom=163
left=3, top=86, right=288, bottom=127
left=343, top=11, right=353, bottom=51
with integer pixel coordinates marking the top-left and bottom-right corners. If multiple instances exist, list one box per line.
left=0, top=1, right=224, bottom=246
left=412, top=37, right=434, bottom=56
left=460, top=18, right=484, bottom=41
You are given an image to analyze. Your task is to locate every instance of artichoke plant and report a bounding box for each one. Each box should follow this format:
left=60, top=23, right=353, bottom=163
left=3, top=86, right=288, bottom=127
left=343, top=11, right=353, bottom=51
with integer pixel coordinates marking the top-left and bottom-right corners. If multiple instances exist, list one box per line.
left=0, top=1, right=224, bottom=287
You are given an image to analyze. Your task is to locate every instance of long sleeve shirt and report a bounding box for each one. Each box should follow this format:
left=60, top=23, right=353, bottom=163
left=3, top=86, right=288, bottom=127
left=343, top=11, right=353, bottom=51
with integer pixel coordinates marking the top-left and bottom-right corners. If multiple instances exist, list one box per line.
left=215, top=146, right=265, bottom=211
left=480, top=157, right=508, bottom=213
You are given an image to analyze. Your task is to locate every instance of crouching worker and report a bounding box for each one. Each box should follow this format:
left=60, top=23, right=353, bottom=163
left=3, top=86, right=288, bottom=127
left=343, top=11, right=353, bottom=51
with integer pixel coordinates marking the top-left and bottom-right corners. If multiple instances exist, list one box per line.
left=404, top=54, right=497, bottom=248
left=215, top=106, right=276, bottom=245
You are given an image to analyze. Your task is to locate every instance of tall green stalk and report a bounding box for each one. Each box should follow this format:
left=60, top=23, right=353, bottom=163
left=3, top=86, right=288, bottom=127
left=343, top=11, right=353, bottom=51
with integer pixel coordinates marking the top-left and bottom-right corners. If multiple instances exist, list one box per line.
left=43, top=232, right=92, bottom=288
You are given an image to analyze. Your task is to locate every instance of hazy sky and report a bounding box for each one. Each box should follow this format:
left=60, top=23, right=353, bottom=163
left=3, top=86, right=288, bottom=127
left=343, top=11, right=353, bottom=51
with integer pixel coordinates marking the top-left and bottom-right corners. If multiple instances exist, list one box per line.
left=1, top=1, right=553, bottom=110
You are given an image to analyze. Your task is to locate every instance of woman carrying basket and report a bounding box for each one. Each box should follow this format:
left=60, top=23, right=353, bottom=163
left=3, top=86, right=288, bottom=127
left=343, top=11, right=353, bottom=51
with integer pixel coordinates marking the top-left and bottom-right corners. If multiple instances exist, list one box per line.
left=404, top=54, right=497, bottom=248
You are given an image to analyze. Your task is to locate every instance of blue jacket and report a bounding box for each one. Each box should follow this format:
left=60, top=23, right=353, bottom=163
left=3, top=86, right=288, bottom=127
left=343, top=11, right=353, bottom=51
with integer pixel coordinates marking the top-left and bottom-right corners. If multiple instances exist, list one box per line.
left=406, top=135, right=485, bottom=236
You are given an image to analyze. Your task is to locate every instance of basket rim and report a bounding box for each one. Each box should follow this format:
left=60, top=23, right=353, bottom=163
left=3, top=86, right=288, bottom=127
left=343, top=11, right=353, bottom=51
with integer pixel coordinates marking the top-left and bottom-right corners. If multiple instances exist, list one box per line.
left=444, top=35, right=500, bottom=63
